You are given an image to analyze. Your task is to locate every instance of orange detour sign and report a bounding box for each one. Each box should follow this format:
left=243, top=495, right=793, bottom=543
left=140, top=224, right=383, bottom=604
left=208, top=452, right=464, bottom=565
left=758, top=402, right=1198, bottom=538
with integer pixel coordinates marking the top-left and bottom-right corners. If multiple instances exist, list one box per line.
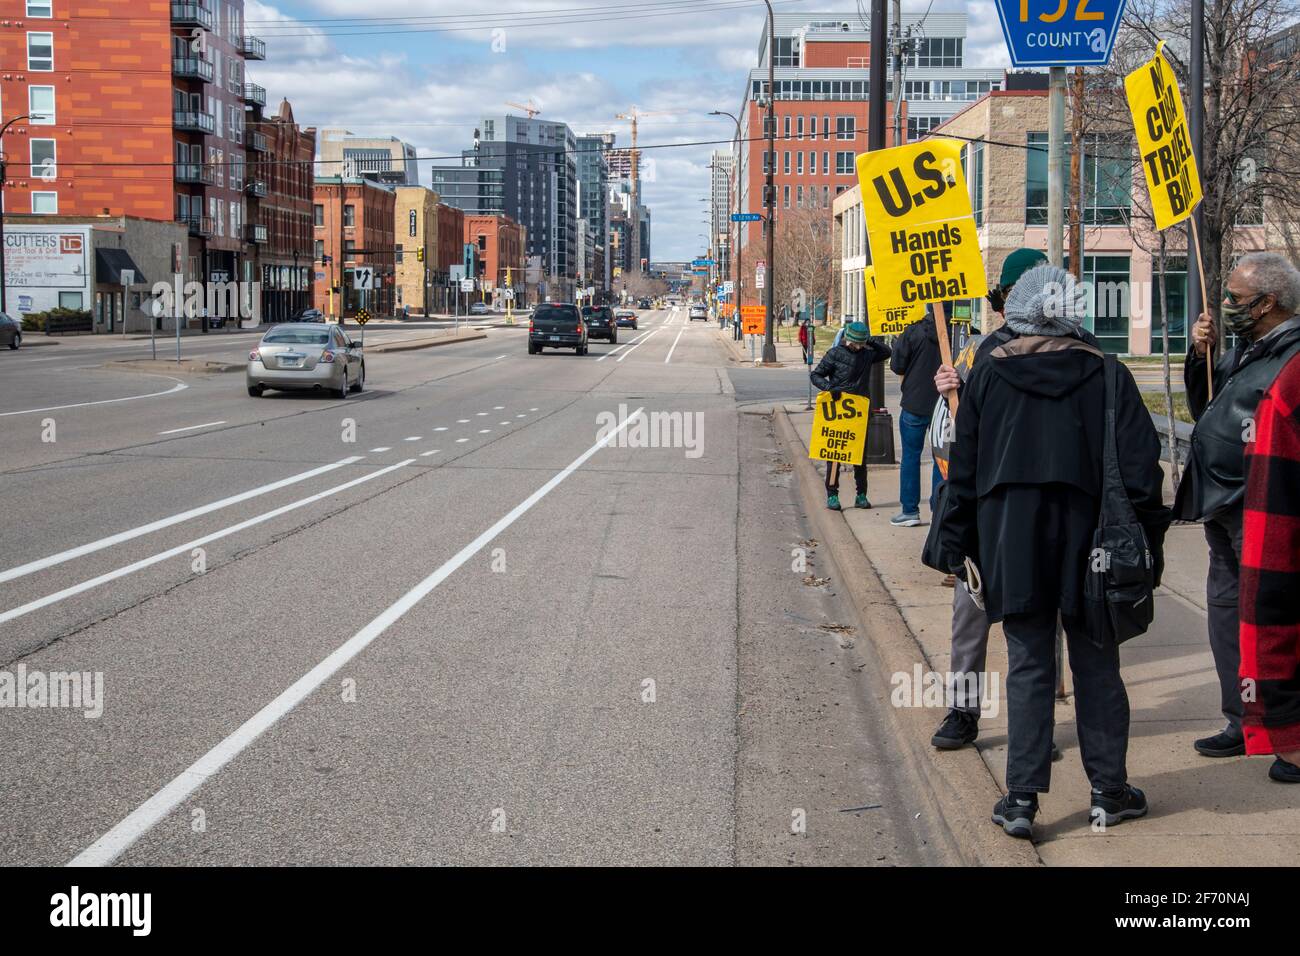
left=741, top=305, right=766, bottom=335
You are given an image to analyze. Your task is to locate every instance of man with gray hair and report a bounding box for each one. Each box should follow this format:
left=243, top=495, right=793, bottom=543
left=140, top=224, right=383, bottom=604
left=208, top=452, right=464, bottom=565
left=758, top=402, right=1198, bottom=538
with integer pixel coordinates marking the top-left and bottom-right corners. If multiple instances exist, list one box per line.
left=1178, top=251, right=1300, bottom=766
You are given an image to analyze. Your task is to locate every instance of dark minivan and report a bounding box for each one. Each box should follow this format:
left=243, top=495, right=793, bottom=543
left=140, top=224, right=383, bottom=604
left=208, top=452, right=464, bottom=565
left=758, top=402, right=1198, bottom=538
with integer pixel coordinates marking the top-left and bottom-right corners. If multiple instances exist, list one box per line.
left=529, top=303, right=589, bottom=355
left=581, top=305, right=617, bottom=344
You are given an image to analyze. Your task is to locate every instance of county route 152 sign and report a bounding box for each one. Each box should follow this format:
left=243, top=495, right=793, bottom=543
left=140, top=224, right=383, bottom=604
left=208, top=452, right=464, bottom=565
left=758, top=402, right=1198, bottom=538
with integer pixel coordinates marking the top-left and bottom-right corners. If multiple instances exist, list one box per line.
left=993, top=0, right=1128, bottom=67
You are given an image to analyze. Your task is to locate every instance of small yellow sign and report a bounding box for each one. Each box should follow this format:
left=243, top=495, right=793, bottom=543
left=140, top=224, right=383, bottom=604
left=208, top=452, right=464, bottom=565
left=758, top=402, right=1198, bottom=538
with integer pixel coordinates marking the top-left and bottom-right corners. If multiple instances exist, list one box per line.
left=1125, top=41, right=1202, bottom=231
left=856, top=139, right=987, bottom=313
left=809, top=392, right=871, bottom=466
left=355, top=309, right=371, bottom=326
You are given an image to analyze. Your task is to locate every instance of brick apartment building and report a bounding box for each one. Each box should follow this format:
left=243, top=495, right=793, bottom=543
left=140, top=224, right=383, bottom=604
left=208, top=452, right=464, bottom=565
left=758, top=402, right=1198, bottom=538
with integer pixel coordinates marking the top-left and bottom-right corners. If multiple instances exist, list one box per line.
left=433, top=201, right=464, bottom=313
left=464, top=214, right=525, bottom=304
left=0, top=0, right=293, bottom=327
left=251, top=99, right=314, bottom=322
left=393, top=185, right=438, bottom=316
left=312, top=175, right=396, bottom=319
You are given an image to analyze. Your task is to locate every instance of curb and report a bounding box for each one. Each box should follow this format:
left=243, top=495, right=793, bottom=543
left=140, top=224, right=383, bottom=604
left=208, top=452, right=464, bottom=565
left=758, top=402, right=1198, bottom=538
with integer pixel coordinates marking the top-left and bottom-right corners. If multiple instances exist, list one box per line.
left=365, top=331, right=488, bottom=354
left=107, top=359, right=242, bottom=375
left=14, top=337, right=59, bottom=347
left=773, top=407, right=1041, bottom=867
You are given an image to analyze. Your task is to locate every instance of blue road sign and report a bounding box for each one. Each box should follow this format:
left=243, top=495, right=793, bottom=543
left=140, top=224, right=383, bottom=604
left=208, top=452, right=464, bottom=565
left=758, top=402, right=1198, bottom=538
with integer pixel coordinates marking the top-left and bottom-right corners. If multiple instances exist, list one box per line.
left=993, top=0, right=1128, bottom=67
left=692, top=259, right=716, bottom=267
left=731, top=212, right=762, bottom=222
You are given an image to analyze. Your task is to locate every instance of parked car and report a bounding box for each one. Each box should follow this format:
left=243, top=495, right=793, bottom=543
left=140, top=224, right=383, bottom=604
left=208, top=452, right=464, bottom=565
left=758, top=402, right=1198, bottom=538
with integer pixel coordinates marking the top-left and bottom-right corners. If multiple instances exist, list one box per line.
left=289, top=308, right=325, bottom=323
left=581, top=305, right=617, bottom=343
left=614, top=308, right=638, bottom=330
left=528, top=303, right=589, bottom=355
left=470, top=302, right=491, bottom=316
left=688, top=303, right=708, bottom=322
left=247, top=323, right=364, bottom=398
left=0, top=312, right=20, bottom=349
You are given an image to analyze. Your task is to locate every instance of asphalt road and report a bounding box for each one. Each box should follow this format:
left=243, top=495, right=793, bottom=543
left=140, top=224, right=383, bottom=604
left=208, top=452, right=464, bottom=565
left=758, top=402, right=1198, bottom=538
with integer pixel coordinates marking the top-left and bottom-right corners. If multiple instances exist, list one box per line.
left=0, top=307, right=953, bottom=866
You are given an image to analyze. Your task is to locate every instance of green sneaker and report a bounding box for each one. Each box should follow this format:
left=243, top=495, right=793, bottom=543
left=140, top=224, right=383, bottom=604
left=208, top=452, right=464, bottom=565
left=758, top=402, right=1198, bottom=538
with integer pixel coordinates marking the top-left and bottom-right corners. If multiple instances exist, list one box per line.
left=855, top=494, right=871, bottom=509
left=827, top=494, right=842, bottom=511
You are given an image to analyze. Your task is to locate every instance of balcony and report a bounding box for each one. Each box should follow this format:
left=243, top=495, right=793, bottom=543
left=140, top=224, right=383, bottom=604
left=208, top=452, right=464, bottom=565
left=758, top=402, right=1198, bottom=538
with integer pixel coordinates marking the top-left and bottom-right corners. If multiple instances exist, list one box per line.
left=177, top=214, right=214, bottom=237
left=172, top=56, right=214, bottom=83
left=246, top=180, right=268, bottom=198
left=171, top=1, right=214, bottom=30
left=241, top=35, right=266, bottom=60
left=242, top=83, right=266, bottom=108
left=248, top=130, right=269, bottom=153
left=175, top=163, right=215, bottom=185
left=174, top=108, right=215, bottom=134
left=247, top=223, right=268, bottom=244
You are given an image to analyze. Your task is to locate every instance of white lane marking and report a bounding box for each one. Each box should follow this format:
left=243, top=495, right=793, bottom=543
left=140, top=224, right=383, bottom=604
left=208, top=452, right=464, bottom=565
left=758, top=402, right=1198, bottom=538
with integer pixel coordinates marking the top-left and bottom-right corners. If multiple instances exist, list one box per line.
left=456, top=419, right=470, bottom=423
left=493, top=406, right=504, bottom=410
left=369, top=447, right=392, bottom=453
left=478, top=429, right=491, bottom=434
left=516, top=414, right=526, bottom=418
left=1, top=461, right=411, bottom=627
left=476, top=412, right=488, bottom=416
left=664, top=327, right=686, bottom=364
left=157, top=421, right=227, bottom=436
left=403, top=436, right=421, bottom=442
left=0, top=380, right=188, bottom=418
left=529, top=407, right=538, bottom=412
left=617, top=327, right=663, bottom=362
left=66, top=409, right=644, bottom=868
left=455, top=438, right=469, bottom=443
left=498, top=421, right=509, bottom=426
left=0, top=457, right=365, bottom=586
left=419, top=450, right=439, bottom=457
left=434, top=427, right=448, bottom=432
left=494, top=354, right=507, bottom=360
left=596, top=329, right=652, bottom=363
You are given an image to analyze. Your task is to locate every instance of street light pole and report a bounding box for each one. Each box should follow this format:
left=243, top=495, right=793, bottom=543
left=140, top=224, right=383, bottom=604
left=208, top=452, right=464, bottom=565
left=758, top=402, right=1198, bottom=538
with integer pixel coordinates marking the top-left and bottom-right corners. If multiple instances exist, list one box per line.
left=761, top=0, right=777, bottom=363
left=0, top=114, right=33, bottom=315
left=710, top=110, right=743, bottom=339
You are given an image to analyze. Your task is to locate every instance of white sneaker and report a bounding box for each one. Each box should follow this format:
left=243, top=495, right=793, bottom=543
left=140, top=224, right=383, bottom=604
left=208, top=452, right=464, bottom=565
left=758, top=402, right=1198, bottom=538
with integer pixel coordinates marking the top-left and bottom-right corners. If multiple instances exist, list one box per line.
left=890, top=512, right=922, bottom=527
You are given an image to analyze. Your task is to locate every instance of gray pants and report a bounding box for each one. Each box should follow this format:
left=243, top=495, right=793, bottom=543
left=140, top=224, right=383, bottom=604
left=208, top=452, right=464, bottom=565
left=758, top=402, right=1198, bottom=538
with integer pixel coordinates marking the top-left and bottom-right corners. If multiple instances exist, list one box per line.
left=1205, top=511, right=1245, bottom=734
left=949, top=580, right=991, bottom=714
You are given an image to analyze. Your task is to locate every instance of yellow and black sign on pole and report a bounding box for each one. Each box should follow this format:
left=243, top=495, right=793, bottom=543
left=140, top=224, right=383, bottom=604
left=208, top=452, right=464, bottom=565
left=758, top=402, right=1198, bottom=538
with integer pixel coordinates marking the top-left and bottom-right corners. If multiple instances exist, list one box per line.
left=808, top=392, right=870, bottom=468
left=1125, top=39, right=1211, bottom=397
left=355, top=308, right=371, bottom=326
left=856, top=139, right=986, bottom=412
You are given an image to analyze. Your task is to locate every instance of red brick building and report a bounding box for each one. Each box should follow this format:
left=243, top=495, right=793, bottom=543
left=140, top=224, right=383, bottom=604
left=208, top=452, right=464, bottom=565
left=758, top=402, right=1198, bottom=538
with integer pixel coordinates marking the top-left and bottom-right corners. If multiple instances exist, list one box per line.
left=433, top=201, right=463, bottom=312
left=0, top=0, right=268, bottom=288
left=252, top=99, right=314, bottom=321
left=464, top=213, right=524, bottom=302
left=312, top=176, right=396, bottom=319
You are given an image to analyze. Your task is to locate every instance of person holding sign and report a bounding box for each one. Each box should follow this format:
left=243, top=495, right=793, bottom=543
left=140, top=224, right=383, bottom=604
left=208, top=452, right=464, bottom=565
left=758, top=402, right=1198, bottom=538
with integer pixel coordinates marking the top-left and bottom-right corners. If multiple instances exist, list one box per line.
left=889, top=303, right=944, bottom=527
left=938, top=265, right=1169, bottom=840
left=1174, top=253, right=1300, bottom=762
left=809, top=321, right=891, bottom=510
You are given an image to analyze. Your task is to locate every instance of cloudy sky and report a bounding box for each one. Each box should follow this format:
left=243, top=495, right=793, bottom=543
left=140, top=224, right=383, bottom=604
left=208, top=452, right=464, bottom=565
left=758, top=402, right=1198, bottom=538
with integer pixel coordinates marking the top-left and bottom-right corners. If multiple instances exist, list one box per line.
left=246, top=0, right=1011, bottom=261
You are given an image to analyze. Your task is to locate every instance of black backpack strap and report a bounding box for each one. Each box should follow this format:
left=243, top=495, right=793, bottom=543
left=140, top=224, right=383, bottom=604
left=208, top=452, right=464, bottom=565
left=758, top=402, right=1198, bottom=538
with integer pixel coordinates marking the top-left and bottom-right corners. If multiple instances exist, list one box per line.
left=1100, top=354, right=1139, bottom=529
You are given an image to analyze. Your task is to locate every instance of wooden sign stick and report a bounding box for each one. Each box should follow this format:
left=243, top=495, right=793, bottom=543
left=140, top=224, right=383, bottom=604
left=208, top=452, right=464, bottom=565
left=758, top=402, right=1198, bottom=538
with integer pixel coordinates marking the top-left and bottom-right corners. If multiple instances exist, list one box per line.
left=1189, top=216, right=1214, bottom=402
left=933, top=300, right=959, bottom=416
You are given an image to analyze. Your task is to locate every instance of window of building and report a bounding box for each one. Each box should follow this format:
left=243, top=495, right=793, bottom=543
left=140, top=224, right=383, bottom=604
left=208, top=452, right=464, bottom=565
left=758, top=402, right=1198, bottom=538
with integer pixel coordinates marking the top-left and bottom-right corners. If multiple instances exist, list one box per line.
left=823, top=185, right=830, bottom=206
left=796, top=185, right=804, bottom=207
left=836, top=116, right=855, bottom=140
left=783, top=185, right=790, bottom=208
left=1065, top=254, right=1132, bottom=353
left=27, top=32, right=53, bottom=71
left=796, top=152, right=803, bottom=175
left=822, top=115, right=830, bottom=140
left=343, top=204, right=355, bottom=227
left=822, top=151, right=829, bottom=175
left=344, top=239, right=356, bottom=258
left=783, top=151, right=790, bottom=174
left=783, top=116, right=791, bottom=139
left=30, top=138, right=56, bottom=180
left=29, top=85, right=54, bottom=124
left=1026, top=131, right=1131, bottom=225
left=314, top=239, right=325, bottom=260
left=835, top=151, right=855, bottom=175
left=907, top=115, right=944, bottom=139
left=909, top=36, right=963, bottom=68
left=27, top=1, right=53, bottom=16
left=31, top=191, right=57, bottom=214
left=1151, top=255, right=1189, bottom=355
left=809, top=151, right=816, bottom=175
left=796, top=116, right=804, bottom=140
left=314, top=204, right=324, bottom=227
left=771, top=36, right=799, bottom=67
left=59, top=291, right=83, bottom=309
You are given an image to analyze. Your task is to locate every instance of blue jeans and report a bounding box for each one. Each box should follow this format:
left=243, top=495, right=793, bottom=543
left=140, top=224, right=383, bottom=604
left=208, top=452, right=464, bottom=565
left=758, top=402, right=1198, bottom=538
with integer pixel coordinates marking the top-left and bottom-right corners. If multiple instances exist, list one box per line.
left=898, top=408, right=941, bottom=515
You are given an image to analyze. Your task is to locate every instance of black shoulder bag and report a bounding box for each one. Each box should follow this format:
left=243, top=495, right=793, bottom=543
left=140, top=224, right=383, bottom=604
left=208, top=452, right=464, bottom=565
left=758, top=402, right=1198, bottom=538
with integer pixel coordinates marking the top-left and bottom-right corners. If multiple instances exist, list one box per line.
left=1083, top=354, right=1156, bottom=647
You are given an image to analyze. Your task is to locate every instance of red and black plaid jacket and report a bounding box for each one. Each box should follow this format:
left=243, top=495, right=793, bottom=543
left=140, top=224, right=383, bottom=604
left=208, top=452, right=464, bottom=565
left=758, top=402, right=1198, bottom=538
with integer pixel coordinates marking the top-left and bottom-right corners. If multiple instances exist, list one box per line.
left=1241, top=351, right=1300, bottom=756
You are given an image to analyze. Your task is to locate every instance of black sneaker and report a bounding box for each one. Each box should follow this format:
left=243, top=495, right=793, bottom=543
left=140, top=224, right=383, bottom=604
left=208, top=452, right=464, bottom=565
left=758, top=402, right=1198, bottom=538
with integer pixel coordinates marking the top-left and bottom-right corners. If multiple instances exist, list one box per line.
left=1051, top=742, right=1063, bottom=762
left=931, top=709, right=979, bottom=750
left=1194, top=728, right=1245, bottom=758
left=1089, top=784, right=1149, bottom=828
left=1270, top=758, right=1300, bottom=783
left=992, top=792, right=1038, bottom=839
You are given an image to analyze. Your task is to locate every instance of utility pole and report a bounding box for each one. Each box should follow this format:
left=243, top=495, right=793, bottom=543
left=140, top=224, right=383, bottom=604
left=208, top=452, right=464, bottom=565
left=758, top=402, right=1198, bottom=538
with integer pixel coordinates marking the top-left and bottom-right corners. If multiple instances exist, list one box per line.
left=865, top=0, right=895, bottom=464
left=1187, top=0, right=1206, bottom=334
left=761, top=0, right=777, bottom=364
left=1068, top=66, right=1084, bottom=281
left=891, top=0, right=904, bottom=148
left=1047, top=66, right=1067, bottom=266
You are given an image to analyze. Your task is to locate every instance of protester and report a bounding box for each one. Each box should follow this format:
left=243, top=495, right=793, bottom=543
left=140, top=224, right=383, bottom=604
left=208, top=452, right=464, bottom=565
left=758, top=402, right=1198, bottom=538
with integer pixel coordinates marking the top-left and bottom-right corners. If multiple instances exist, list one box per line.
left=939, top=264, right=1170, bottom=839
left=929, top=248, right=1047, bottom=750
left=797, top=318, right=811, bottom=364
left=1177, top=252, right=1300, bottom=761
left=889, top=304, right=944, bottom=527
left=810, top=320, right=891, bottom=511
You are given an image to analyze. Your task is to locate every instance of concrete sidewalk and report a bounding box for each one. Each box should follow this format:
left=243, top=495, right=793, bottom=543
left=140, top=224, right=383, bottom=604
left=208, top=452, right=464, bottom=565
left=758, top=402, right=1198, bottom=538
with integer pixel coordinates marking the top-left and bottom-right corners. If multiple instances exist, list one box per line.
left=782, top=404, right=1300, bottom=866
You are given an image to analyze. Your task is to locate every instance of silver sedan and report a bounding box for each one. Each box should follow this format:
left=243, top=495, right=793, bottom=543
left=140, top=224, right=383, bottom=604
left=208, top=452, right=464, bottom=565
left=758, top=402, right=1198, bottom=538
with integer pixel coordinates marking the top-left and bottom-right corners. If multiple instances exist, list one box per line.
left=0, top=312, right=20, bottom=349
left=246, top=323, right=364, bottom=398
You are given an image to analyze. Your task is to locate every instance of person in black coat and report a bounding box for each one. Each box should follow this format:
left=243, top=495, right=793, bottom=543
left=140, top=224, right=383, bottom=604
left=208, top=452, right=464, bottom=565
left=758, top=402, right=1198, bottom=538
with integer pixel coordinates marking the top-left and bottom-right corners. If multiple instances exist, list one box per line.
left=889, top=306, right=944, bottom=525
left=810, top=320, right=891, bottom=510
left=939, top=264, right=1170, bottom=840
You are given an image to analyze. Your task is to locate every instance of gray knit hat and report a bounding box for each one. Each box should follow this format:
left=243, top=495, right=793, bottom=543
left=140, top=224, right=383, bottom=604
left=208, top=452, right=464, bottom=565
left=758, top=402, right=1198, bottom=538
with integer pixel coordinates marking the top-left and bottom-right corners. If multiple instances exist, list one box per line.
left=1002, top=264, right=1087, bottom=336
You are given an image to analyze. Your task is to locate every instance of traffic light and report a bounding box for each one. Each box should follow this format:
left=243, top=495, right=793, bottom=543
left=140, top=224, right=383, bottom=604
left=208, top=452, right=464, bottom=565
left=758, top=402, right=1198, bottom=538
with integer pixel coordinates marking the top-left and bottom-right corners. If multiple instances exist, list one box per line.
left=417, top=247, right=425, bottom=262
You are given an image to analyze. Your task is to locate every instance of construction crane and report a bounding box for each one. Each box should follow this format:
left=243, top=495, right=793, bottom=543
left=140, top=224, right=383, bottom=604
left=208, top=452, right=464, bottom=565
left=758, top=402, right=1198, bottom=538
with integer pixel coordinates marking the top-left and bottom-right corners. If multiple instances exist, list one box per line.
left=505, top=100, right=542, bottom=119
left=615, top=108, right=674, bottom=275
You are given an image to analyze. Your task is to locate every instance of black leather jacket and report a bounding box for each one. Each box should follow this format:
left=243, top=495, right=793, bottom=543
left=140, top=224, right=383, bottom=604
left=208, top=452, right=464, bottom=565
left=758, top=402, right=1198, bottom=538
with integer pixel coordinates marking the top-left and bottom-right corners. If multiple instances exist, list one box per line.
left=1174, top=316, right=1300, bottom=521
left=810, top=339, right=891, bottom=396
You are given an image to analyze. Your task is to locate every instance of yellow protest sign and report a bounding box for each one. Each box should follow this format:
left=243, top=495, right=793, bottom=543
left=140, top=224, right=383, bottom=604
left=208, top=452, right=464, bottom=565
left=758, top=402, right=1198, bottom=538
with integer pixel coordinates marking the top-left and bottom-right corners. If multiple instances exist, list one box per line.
left=856, top=139, right=987, bottom=312
left=863, top=265, right=925, bottom=335
left=1125, top=41, right=1202, bottom=230
left=808, top=392, right=870, bottom=466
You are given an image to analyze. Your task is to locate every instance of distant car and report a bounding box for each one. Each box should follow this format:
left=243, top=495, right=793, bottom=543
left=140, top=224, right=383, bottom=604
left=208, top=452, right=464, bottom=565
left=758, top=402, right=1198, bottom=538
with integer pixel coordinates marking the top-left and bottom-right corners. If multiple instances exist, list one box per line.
left=247, top=323, right=364, bottom=398
left=638, top=298, right=652, bottom=310
left=470, top=302, right=491, bottom=316
left=289, top=308, right=325, bottom=323
left=529, top=303, right=588, bottom=355
left=0, top=312, right=20, bottom=349
left=581, top=305, right=617, bottom=343
left=614, top=309, right=638, bottom=330
left=688, top=303, right=708, bottom=322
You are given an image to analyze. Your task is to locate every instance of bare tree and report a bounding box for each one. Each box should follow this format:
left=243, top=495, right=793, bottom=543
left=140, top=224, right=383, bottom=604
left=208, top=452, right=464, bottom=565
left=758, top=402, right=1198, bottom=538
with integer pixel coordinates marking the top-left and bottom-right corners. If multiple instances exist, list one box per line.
left=771, top=200, right=837, bottom=325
